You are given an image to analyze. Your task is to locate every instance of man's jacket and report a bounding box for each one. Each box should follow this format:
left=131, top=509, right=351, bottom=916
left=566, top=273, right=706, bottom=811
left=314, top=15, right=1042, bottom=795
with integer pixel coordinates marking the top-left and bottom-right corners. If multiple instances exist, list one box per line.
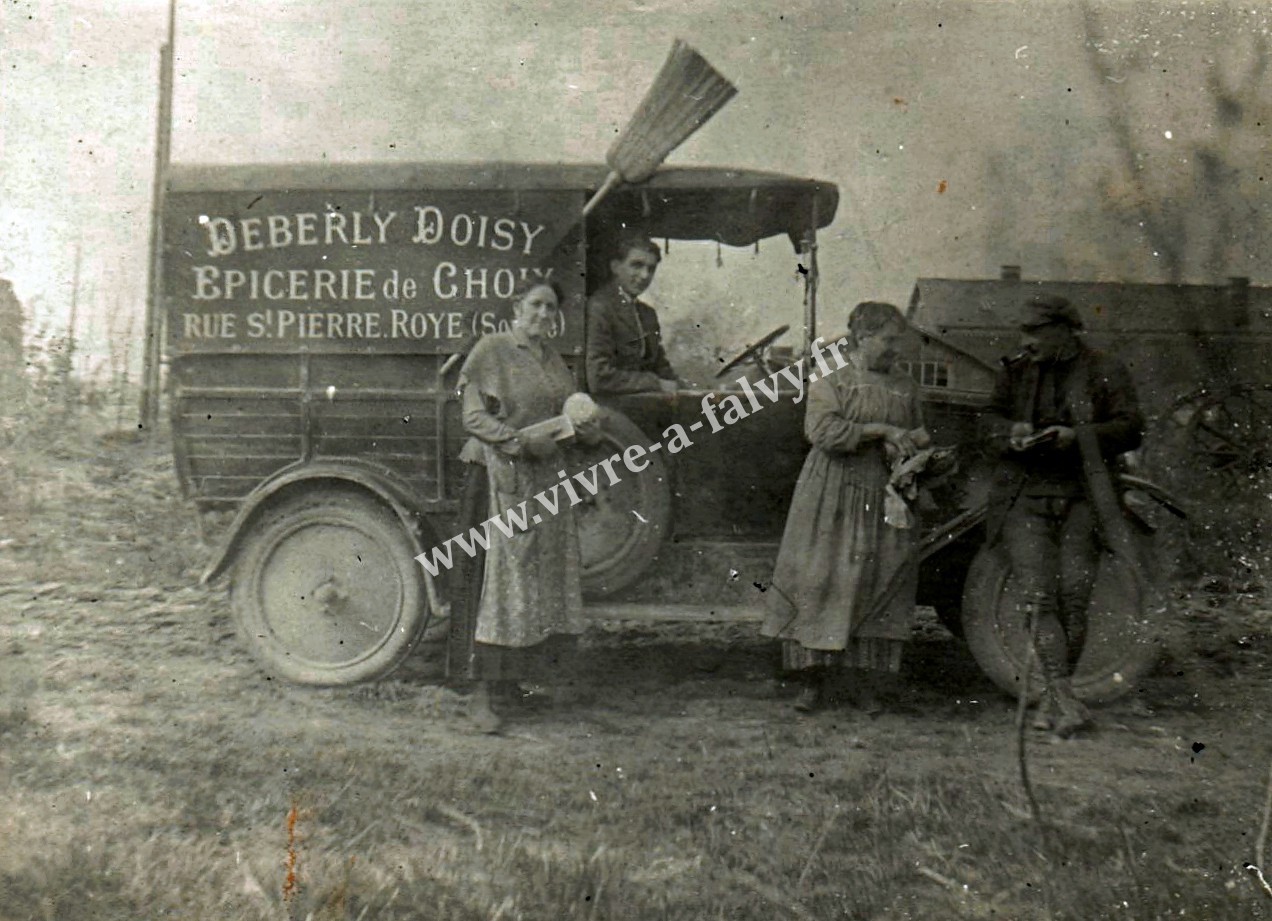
left=983, top=343, right=1144, bottom=537
left=585, top=282, right=676, bottom=394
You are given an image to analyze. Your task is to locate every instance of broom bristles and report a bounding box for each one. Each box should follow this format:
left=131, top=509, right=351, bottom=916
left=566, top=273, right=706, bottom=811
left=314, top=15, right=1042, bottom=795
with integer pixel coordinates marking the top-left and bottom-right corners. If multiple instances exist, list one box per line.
left=606, top=39, right=737, bottom=184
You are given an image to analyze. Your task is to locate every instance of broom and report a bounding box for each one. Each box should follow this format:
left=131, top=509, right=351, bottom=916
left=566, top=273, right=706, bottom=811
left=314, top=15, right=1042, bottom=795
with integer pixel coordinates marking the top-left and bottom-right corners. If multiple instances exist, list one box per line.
left=581, top=39, right=738, bottom=217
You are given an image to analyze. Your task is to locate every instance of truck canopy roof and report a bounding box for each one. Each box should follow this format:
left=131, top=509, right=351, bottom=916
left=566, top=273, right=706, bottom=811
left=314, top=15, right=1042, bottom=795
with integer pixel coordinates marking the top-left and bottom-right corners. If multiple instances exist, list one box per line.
left=166, top=161, right=839, bottom=247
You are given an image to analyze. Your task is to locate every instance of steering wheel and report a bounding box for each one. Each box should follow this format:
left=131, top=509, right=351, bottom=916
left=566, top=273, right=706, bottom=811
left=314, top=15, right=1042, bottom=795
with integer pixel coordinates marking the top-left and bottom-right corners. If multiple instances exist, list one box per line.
left=715, top=324, right=790, bottom=378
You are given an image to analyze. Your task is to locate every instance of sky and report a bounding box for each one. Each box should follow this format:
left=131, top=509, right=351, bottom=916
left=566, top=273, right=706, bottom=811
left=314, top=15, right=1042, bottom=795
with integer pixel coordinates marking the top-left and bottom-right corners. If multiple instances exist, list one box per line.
left=1, top=0, right=1270, bottom=377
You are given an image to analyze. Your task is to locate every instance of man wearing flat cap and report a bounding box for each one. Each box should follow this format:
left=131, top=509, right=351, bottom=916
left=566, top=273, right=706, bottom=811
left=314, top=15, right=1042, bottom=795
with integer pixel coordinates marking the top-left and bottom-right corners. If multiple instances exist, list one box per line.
left=984, top=293, right=1144, bottom=738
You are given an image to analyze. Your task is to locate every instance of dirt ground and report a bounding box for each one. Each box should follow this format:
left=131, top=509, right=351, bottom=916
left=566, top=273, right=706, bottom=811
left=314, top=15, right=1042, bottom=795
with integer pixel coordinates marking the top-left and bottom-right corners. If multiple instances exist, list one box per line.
left=1, top=432, right=1270, bottom=920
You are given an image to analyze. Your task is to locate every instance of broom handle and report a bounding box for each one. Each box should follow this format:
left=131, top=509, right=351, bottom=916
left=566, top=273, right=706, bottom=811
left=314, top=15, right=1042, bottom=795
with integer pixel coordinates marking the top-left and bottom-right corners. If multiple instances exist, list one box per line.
left=582, top=171, right=623, bottom=217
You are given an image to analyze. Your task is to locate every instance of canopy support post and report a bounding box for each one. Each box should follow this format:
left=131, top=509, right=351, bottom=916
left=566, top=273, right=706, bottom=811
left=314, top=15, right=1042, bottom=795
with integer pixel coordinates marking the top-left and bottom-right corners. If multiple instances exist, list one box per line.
left=801, top=197, right=820, bottom=353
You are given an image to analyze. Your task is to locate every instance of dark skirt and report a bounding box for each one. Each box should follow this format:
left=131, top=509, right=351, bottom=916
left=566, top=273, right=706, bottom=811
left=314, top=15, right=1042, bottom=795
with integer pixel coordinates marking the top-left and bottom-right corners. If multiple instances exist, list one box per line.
left=449, top=463, right=580, bottom=683
left=762, top=447, right=916, bottom=677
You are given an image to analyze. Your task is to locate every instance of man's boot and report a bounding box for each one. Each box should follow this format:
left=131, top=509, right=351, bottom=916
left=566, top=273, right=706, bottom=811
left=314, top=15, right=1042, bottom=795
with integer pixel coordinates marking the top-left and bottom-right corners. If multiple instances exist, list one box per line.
left=1031, top=689, right=1057, bottom=731
left=1026, top=596, right=1061, bottom=731
left=1029, top=598, right=1090, bottom=736
left=1050, top=678, right=1092, bottom=738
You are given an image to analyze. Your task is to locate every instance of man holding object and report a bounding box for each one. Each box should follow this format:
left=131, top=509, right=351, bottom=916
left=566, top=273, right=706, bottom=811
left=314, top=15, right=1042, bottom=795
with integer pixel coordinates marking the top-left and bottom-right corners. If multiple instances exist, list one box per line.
left=984, top=294, right=1144, bottom=738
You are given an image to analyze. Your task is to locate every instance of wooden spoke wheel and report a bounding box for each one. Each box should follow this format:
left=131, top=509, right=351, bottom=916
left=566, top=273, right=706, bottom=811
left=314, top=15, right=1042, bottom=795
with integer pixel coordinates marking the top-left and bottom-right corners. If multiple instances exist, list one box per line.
left=960, top=539, right=1163, bottom=703
left=1182, top=384, right=1272, bottom=492
left=1151, top=384, right=1272, bottom=497
left=568, top=411, right=672, bottom=598
left=231, top=489, right=437, bottom=685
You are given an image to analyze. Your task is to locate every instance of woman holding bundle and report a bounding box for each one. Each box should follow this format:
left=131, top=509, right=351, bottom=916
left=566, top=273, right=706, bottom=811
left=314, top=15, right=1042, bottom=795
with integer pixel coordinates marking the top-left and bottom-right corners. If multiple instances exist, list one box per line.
left=455, top=279, right=597, bottom=732
left=762, top=301, right=930, bottom=713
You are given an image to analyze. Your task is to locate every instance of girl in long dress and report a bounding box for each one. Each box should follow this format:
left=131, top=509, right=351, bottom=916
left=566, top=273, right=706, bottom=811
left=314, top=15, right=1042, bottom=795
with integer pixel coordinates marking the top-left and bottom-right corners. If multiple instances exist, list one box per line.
left=762, top=301, right=929, bottom=713
left=456, top=280, right=591, bottom=732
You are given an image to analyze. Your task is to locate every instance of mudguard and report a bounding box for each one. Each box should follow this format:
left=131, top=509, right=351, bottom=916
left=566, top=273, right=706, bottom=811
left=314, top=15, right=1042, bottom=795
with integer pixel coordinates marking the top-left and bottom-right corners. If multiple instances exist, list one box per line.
left=200, top=458, right=443, bottom=589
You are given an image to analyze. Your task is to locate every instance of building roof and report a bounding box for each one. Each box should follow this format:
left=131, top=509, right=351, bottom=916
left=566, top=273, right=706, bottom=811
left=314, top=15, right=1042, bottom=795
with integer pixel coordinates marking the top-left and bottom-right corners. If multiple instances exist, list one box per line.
left=909, top=276, right=1271, bottom=337
left=906, top=323, right=1001, bottom=373
left=908, top=275, right=1272, bottom=375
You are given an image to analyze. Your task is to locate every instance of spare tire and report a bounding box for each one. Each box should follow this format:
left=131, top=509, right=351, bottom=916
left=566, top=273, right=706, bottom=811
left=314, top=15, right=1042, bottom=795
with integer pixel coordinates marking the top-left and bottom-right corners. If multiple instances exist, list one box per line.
left=961, top=540, right=1161, bottom=703
left=566, top=410, right=671, bottom=598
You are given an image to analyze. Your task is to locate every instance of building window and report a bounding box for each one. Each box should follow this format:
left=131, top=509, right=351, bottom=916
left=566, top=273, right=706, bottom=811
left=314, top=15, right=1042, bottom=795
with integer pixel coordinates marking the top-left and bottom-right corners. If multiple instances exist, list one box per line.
left=903, top=360, right=951, bottom=388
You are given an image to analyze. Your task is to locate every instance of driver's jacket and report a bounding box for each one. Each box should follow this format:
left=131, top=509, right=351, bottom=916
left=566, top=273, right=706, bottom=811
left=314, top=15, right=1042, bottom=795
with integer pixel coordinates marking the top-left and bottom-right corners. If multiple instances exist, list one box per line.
left=585, top=281, right=676, bottom=394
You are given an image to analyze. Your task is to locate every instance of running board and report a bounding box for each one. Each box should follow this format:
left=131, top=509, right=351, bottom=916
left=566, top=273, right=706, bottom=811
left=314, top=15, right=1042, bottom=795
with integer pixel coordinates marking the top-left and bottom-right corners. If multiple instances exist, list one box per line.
left=583, top=603, right=764, bottom=623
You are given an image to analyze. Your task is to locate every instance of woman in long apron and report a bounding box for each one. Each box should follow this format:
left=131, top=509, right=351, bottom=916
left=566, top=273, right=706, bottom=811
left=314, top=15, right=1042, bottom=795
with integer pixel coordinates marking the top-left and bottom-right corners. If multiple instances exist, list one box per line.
left=455, top=280, right=588, bottom=732
left=762, top=301, right=929, bottom=713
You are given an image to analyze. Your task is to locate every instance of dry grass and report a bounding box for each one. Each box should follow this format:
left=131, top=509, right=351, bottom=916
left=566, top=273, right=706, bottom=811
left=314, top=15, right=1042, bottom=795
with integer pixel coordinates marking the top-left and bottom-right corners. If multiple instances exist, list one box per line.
left=4, top=707, right=1270, bottom=920
left=1, top=402, right=1270, bottom=920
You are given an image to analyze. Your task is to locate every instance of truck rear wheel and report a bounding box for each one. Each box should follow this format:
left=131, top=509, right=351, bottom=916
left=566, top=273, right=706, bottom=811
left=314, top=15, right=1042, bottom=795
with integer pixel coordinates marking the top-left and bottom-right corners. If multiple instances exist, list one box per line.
left=961, top=541, right=1159, bottom=703
left=230, top=489, right=436, bottom=685
left=569, top=410, right=672, bottom=598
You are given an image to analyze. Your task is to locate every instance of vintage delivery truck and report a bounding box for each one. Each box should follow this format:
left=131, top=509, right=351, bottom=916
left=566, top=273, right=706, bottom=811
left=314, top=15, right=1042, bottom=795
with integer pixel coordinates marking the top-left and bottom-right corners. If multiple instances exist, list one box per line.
left=163, top=161, right=1163, bottom=700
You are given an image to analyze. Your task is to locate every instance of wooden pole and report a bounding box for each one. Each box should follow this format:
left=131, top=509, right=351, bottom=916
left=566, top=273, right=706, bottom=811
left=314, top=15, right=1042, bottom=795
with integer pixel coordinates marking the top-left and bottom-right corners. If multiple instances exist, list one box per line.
left=139, top=0, right=175, bottom=433
left=581, top=171, right=622, bottom=218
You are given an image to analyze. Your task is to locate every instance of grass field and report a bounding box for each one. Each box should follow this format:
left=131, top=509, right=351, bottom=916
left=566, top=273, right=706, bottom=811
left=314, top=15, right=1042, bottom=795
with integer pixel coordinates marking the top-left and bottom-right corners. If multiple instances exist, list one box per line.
left=1, top=419, right=1270, bottom=920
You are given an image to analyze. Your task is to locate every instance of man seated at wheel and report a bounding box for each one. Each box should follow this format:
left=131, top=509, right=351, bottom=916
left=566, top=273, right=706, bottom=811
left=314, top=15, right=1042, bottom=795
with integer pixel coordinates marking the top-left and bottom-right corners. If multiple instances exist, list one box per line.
left=983, top=293, right=1143, bottom=739
left=586, top=233, right=682, bottom=394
